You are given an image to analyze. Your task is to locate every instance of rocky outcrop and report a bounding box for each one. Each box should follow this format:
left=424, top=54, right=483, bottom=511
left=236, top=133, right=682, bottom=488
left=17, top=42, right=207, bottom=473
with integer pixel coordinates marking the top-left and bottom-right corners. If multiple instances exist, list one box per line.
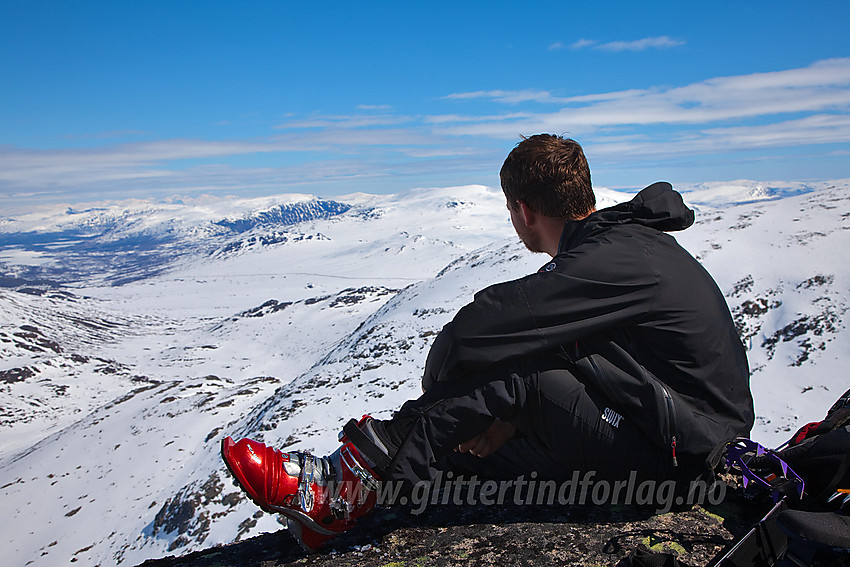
left=136, top=493, right=789, bottom=567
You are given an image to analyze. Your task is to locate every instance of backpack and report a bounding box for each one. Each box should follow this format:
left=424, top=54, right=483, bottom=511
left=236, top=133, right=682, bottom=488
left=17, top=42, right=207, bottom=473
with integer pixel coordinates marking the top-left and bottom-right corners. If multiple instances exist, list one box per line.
left=713, top=388, right=850, bottom=566
left=769, top=388, right=850, bottom=511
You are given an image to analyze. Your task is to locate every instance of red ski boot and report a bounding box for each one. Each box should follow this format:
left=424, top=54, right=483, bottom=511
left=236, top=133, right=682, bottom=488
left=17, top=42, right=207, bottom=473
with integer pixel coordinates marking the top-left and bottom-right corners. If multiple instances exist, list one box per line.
left=221, top=417, right=385, bottom=551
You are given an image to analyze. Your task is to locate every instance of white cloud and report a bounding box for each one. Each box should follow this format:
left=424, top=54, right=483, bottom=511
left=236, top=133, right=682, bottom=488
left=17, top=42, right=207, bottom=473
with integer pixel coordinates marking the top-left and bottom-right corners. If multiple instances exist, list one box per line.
left=61, top=129, right=148, bottom=140
left=356, top=104, right=392, bottom=110
left=443, top=90, right=563, bottom=104
left=434, top=58, right=850, bottom=138
left=443, top=88, right=650, bottom=106
left=700, top=114, right=850, bottom=149
left=275, top=113, right=414, bottom=129
left=3, top=58, right=848, bottom=204
left=566, top=36, right=685, bottom=51
left=563, top=114, right=850, bottom=163
left=426, top=113, right=532, bottom=124
left=569, top=38, right=598, bottom=50
left=597, top=36, right=685, bottom=51
left=0, top=128, right=462, bottom=195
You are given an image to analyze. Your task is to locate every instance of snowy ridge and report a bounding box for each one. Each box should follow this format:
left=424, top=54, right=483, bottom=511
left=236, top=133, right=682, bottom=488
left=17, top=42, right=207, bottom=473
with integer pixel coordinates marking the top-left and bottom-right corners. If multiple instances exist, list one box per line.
left=675, top=179, right=841, bottom=207
left=0, top=196, right=354, bottom=286
left=0, top=181, right=849, bottom=565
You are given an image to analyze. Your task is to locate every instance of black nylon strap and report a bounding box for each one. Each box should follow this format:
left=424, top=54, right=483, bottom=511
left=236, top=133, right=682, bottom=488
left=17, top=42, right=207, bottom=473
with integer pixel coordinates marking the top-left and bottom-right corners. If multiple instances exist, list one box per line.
left=616, top=546, right=685, bottom=567
left=343, top=419, right=393, bottom=476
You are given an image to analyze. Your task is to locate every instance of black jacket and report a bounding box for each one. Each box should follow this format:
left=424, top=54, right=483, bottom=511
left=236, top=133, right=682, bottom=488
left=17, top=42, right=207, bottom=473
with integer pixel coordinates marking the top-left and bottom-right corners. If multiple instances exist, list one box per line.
left=425, top=182, right=754, bottom=457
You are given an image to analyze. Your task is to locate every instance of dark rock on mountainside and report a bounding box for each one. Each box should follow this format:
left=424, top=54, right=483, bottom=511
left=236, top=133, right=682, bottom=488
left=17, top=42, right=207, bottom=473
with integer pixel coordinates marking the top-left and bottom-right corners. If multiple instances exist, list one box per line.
left=213, top=200, right=351, bottom=233
left=136, top=492, right=793, bottom=567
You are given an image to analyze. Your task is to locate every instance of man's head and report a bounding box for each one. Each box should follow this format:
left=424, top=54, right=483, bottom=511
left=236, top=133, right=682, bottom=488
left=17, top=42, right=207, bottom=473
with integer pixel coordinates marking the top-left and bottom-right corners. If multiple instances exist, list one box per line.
left=500, top=134, right=595, bottom=221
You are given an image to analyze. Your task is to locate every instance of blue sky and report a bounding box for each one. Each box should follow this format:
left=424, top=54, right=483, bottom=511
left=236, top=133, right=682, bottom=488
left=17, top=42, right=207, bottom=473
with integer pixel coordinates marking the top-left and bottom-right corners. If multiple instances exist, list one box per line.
left=1, top=0, right=849, bottom=210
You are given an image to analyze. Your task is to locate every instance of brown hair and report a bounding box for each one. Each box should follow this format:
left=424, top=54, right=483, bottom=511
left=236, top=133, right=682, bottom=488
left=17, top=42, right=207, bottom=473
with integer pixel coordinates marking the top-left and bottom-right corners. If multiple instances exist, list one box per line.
left=500, top=134, right=595, bottom=219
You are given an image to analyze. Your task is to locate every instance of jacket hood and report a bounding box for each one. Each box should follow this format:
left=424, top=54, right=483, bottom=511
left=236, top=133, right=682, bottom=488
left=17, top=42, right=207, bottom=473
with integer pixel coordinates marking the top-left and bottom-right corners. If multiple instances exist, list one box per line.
left=558, top=182, right=694, bottom=253
left=599, top=182, right=694, bottom=231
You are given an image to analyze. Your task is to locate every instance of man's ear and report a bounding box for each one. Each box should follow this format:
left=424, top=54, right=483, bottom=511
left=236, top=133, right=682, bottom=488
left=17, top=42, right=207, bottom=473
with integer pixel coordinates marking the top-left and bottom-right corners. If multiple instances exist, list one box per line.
left=516, top=200, right=538, bottom=227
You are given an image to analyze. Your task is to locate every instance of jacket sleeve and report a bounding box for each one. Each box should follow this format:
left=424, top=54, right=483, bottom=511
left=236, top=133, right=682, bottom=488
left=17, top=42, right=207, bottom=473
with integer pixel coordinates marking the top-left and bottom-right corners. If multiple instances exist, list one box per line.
left=433, top=246, right=660, bottom=382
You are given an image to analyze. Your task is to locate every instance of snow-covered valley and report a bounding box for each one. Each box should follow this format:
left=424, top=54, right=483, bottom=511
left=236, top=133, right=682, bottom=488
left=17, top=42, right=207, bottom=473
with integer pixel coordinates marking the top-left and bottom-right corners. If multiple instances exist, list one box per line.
left=1, top=180, right=848, bottom=566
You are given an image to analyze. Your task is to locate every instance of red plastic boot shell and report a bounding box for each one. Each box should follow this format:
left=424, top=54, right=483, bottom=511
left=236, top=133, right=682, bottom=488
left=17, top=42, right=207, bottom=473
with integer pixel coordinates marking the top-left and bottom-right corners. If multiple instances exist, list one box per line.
left=220, top=436, right=296, bottom=512
left=220, top=436, right=378, bottom=551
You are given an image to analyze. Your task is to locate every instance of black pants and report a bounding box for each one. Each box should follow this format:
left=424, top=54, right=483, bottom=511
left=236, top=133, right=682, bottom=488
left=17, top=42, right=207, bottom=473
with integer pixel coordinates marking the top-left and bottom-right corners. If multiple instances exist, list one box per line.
left=375, top=353, right=699, bottom=493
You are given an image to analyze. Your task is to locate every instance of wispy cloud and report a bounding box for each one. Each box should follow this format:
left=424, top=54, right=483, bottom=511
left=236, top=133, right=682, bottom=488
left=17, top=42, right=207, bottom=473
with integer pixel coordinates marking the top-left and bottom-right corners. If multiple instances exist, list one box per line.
left=437, top=58, right=850, bottom=136
left=565, top=38, right=596, bottom=50
left=442, top=88, right=649, bottom=105
left=275, top=113, right=414, bottom=129
left=565, top=36, right=685, bottom=51
left=0, top=128, right=474, bottom=202
left=426, top=113, right=532, bottom=124
left=700, top=114, right=850, bottom=150
left=2, top=58, right=848, bottom=205
left=574, top=114, right=850, bottom=165
left=427, top=58, right=850, bottom=178
left=0, top=140, right=293, bottom=190
left=61, top=129, right=149, bottom=140
left=443, top=90, right=566, bottom=104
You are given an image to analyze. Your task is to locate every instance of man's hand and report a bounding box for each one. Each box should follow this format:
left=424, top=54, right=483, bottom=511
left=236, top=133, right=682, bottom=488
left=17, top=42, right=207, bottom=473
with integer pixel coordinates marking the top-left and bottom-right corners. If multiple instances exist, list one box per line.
left=457, top=419, right=516, bottom=458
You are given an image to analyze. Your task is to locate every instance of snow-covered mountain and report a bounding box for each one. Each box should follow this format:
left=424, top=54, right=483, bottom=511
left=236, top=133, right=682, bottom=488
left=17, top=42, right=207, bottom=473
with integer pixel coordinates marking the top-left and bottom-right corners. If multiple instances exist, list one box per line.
left=0, top=180, right=848, bottom=566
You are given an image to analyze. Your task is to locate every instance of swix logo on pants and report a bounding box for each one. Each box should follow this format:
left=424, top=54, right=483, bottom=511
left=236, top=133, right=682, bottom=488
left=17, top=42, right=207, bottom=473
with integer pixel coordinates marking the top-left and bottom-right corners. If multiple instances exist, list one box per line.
left=602, top=407, right=624, bottom=428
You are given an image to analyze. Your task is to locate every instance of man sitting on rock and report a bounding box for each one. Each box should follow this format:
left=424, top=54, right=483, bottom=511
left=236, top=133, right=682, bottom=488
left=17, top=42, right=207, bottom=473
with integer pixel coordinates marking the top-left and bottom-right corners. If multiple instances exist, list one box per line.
left=221, top=134, right=755, bottom=550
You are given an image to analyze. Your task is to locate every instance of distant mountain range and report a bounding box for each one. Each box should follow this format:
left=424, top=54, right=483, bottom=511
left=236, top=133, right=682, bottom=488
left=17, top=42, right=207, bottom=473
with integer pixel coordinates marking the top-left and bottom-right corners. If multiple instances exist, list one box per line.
left=0, top=179, right=848, bottom=565
left=0, top=197, right=355, bottom=286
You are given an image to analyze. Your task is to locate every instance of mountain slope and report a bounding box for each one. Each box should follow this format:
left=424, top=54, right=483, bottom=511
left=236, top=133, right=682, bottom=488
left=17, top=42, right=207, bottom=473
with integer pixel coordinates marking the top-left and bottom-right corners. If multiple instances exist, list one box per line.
left=0, top=181, right=848, bottom=566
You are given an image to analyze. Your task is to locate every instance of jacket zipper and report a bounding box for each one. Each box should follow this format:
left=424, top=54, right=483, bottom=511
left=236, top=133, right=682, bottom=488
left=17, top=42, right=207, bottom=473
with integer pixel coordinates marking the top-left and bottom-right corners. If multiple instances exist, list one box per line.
left=659, top=384, right=678, bottom=467
left=614, top=331, right=678, bottom=465
left=583, top=347, right=679, bottom=467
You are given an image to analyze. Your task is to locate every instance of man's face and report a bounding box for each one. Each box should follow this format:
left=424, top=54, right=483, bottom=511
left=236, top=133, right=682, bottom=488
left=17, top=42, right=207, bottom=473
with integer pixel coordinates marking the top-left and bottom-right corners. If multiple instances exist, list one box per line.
left=507, top=200, right=545, bottom=254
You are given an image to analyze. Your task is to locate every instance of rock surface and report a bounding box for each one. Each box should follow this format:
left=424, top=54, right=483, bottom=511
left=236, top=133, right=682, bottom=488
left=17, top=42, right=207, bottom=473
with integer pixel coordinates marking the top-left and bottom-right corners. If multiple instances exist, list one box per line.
left=136, top=493, right=782, bottom=567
